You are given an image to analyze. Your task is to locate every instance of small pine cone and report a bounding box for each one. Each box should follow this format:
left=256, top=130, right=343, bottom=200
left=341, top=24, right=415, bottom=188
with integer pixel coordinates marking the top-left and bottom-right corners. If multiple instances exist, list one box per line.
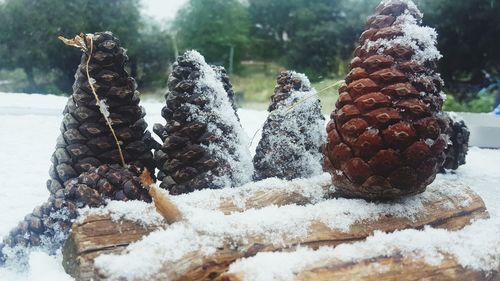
left=441, top=113, right=470, bottom=171
left=253, top=71, right=326, bottom=180
left=154, top=51, right=253, bottom=195
left=1, top=164, right=147, bottom=260
left=323, top=0, right=449, bottom=200
left=47, top=31, right=155, bottom=196
left=2, top=197, right=78, bottom=255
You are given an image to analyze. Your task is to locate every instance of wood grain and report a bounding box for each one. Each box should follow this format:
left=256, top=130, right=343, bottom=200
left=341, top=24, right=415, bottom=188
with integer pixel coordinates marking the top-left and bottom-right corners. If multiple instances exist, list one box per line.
left=220, top=255, right=499, bottom=281
left=63, top=182, right=489, bottom=281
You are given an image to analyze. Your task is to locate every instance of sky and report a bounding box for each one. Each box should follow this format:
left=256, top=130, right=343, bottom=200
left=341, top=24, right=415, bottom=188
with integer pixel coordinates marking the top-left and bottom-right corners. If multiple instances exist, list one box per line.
left=141, top=0, right=188, bottom=22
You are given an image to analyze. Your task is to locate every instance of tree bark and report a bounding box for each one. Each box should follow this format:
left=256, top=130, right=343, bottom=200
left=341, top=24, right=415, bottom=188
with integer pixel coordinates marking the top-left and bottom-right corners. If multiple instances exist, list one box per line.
left=220, top=255, right=498, bottom=281
left=63, top=182, right=488, bottom=281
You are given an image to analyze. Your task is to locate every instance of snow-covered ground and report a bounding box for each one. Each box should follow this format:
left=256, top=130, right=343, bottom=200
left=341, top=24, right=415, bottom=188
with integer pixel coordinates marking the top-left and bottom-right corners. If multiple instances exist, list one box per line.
left=0, top=93, right=499, bottom=280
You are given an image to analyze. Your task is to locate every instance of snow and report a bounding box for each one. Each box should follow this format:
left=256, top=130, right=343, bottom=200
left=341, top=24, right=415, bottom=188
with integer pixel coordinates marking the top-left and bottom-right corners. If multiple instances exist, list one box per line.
left=227, top=219, right=499, bottom=281
left=0, top=92, right=499, bottom=280
left=78, top=200, right=165, bottom=227
left=178, top=50, right=254, bottom=187
left=173, top=173, right=332, bottom=211
left=93, top=175, right=485, bottom=280
left=254, top=71, right=326, bottom=179
left=363, top=3, right=442, bottom=64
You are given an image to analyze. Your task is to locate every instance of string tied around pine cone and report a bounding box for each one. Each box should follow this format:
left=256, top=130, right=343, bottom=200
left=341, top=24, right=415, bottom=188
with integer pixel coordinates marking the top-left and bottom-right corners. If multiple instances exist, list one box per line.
left=248, top=78, right=345, bottom=148
left=59, top=33, right=126, bottom=167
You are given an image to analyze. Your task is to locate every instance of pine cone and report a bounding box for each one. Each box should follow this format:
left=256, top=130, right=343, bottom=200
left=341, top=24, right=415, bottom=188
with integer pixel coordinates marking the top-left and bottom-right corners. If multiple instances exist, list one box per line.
left=154, top=51, right=253, bottom=195
left=441, top=113, right=469, bottom=171
left=212, top=65, right=239, bottom=117
left=253, top=71, right=326, bottom=180
left=323, top=0, right=448, bottom=200
left=1, top=164, right=146, bottom=258
left=1, top=32, right=157, bottom=262
left=47, top=31, right=155, bottom=196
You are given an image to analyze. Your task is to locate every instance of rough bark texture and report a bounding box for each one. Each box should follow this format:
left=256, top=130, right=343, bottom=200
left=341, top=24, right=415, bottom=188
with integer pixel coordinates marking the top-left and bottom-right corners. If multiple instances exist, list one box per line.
left=323, top=0, right=449, bottom=200
left=63, top=182, right=487, bottom=281
left=253, top=71, right=325, bottom=181
left=154, top=51, right=252, bottom=195
left=441, top=113, right=470, bottom=171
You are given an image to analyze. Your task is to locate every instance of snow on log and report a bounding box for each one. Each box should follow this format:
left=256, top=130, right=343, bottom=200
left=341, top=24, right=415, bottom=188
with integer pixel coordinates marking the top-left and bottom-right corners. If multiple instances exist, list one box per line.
left=219, top=219, right=499, bottom=281
left=62, top=178, right=489, bottom=281
left=220, top=252, right=497, bottom=281
left=63, top=175, right=334, bottom=279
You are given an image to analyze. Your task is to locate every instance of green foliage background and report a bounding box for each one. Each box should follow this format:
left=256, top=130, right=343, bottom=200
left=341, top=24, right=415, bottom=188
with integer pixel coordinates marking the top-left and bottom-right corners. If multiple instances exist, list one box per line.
left=0, top=0, right=498, bottom=111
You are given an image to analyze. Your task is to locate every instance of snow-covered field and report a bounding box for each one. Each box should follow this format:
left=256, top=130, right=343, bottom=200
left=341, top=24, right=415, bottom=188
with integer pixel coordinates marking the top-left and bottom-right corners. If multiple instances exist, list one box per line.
left=0, top=93, right=499, bottom=280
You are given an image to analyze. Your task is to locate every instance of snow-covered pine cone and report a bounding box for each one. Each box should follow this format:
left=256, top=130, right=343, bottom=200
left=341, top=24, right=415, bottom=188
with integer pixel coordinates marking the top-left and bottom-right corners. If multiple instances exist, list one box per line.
left=212, top=65, right=239, bottom=117
left=323, top=0, right=449, bottom=200
left=154, top=51, right=253, bottom=195
left=47, top=31, right=155, bottom=197
left=253, top=71, right=326, bottom=180
left=1, top=164, right=147, bottom=258
left=441, top=113, right=470, bottom=171
left=153, top=65, right=238, bottom=143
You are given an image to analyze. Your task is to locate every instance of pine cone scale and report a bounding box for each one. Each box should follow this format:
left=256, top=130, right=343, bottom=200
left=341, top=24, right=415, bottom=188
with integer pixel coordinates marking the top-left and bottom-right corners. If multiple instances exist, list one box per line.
left=324, top=0, right=448, bottom=200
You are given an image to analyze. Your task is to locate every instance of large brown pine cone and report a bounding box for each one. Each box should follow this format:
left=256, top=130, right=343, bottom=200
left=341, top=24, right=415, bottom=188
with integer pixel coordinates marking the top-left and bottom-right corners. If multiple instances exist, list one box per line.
left=154, top=51, right=253, bottom=195
left=47, top=32, right=155, bottom=197
left=1, top=164, right=146, bottom=259
left=441, top=113, right=470, bottom=171
left=323, top=0, right=449, bottom=200
left=253, top=71, right=326, bottom=180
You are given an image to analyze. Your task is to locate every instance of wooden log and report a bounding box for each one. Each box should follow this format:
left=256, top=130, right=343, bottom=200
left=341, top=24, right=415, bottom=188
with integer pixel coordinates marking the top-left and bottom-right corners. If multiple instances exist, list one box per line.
left=88, top=182, right=488, bottom=281
left=173, top=175, right=334, bottom=213
left=62, top=214, right=161, bottom=280
left=220, top=254, right=499, bottom=281
left=63, top=175, right=333, bottom=280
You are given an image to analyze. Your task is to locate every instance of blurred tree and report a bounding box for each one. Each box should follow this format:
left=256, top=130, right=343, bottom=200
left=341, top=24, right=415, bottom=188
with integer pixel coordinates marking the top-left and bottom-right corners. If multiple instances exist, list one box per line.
left=248, top=0, right=379, bottom=80
left=134, top=24, right=175, bottom=89
left=420, top=0, right=500, bottom=86
left=0, top=0, right=173, bottom=94
left=174, top=0, right=250, bottom=69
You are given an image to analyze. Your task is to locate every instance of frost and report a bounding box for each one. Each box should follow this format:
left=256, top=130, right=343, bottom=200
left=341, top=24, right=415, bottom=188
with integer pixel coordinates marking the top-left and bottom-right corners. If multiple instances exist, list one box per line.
left=98, top=99, right=110, bottom=119
left=253, top=71, right=326, bottom=180
left=78, top=200, right=165, bottom=227
left=380, top=0, right=423, bottom=18
left=182, top=50, right=254, bottom=187
left=94, top=178, right=477, bottom=280
left=363, top=7, right=442, bottom=64
left=1, top=93, right=500, bottom=281
left=226, top=219, right=500, bottom=281
left=447, top=111, right=465, bottom=123
left=172, top=173, right=332, bottom=211
left=424, top=138, right=435, bottom=147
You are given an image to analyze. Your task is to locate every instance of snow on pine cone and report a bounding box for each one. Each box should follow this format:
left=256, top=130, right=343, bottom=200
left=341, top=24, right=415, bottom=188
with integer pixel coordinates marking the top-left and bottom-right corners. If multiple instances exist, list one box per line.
left=253, top=71, right=326, bottom=180
left=154, top=50, right=253, bottom=195
left=1, top=164, right=147, bottom=262
left=441, top=112, right=470, bottom=171
left=212, top=65, right=239, bottom=117
left=47, top=31, right=156, bottom=197
left=323, top=0, right=449, bottom=200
